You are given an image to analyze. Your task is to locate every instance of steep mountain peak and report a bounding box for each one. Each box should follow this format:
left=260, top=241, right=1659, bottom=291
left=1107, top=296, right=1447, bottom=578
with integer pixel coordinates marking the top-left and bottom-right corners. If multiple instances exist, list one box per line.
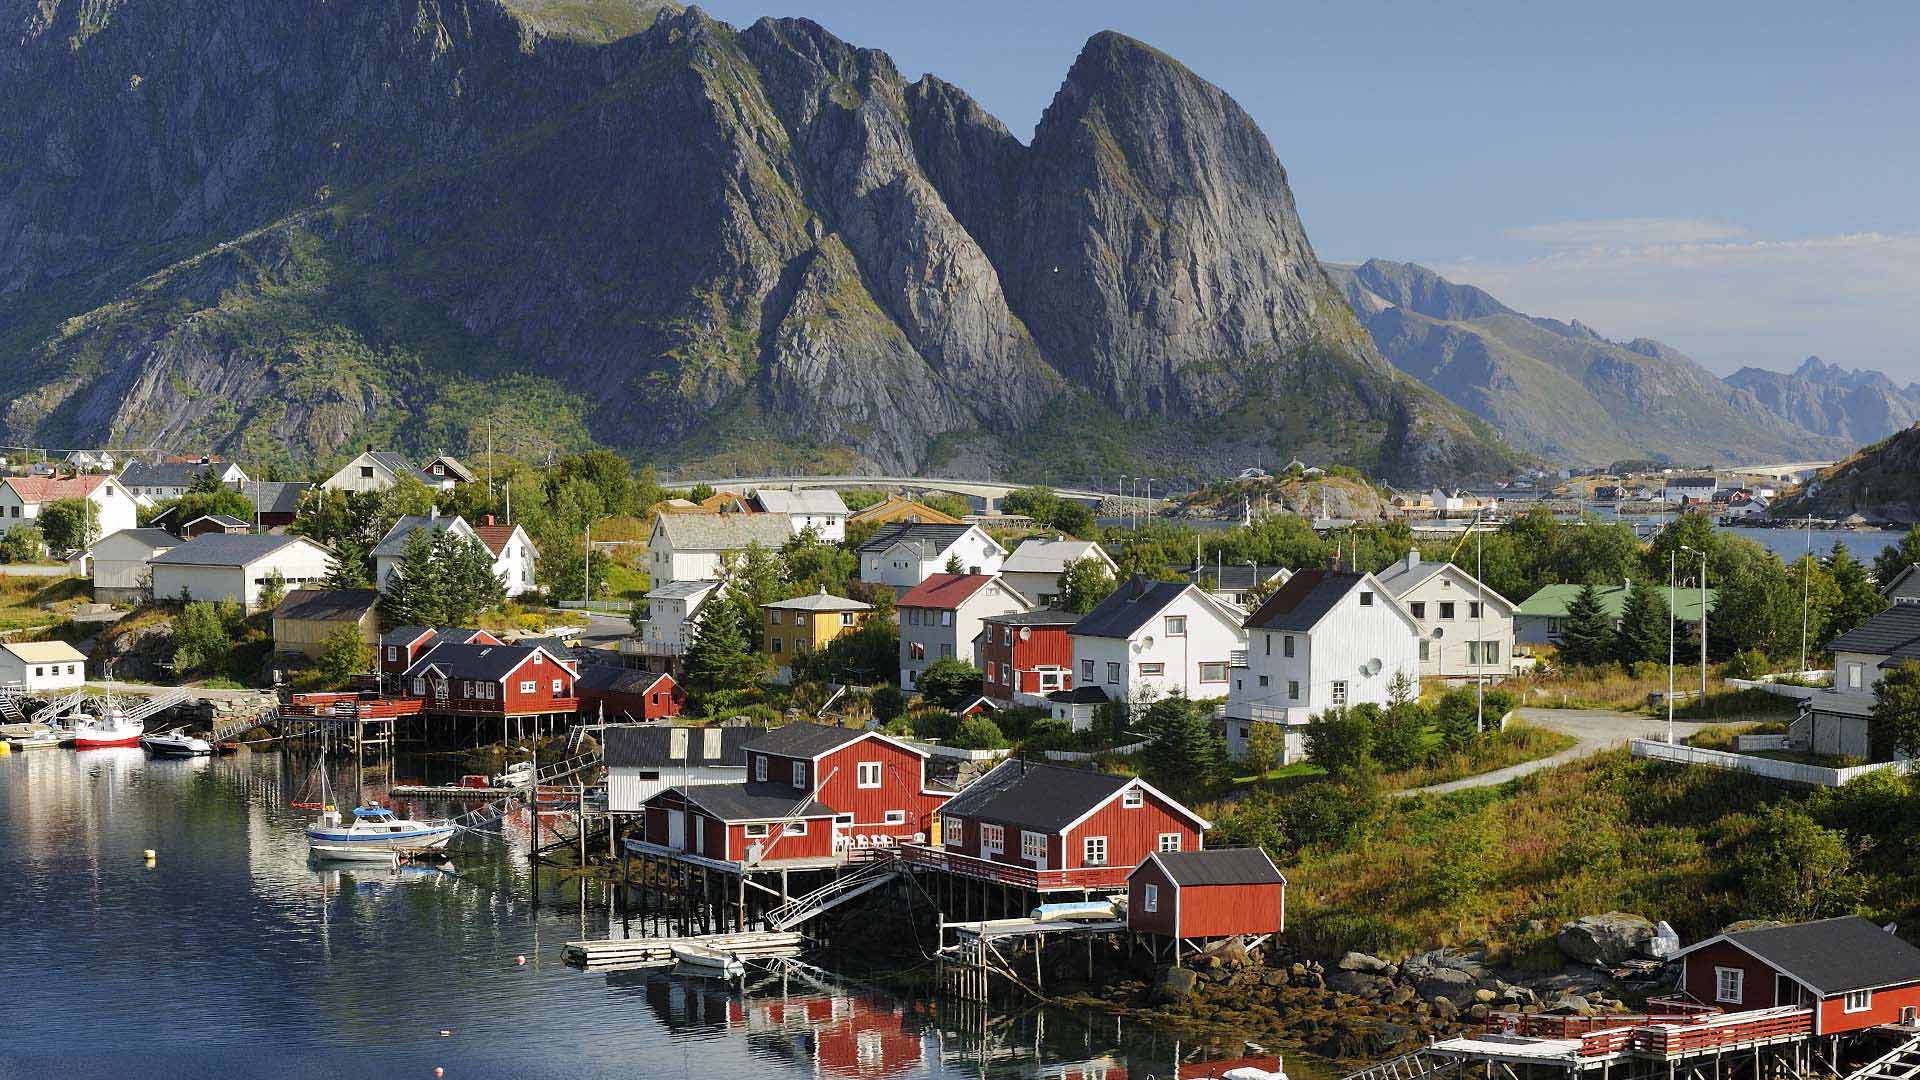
left=1345, top=259, right=1514, bottom=322
left=495, top=0, right=680, bottom=42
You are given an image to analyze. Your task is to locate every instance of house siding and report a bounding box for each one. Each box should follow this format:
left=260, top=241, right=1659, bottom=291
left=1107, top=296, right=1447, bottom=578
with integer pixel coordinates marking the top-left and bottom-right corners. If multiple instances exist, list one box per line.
left=1815, top=982, right=1920, bottom=1034
left=724, top=817, right=835, bottom=862
left=1682, top=942, right=1783, bottom=1010
left=1062, top=787, right=1202, bottom=871
left=1174, top=881, right=1285, bottom=939
left=811, top=736, right=948, bottom=842
left=1127, top=860, right=1177, bottom=936
left=981, top=623, right=1073, bottom=702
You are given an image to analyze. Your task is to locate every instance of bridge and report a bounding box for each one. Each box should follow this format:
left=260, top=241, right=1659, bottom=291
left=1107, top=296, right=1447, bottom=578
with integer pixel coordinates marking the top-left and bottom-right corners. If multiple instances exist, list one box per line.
left=1732, top=461, right=1835, bottom=481
left=700, top=475, right=1141, bottom=512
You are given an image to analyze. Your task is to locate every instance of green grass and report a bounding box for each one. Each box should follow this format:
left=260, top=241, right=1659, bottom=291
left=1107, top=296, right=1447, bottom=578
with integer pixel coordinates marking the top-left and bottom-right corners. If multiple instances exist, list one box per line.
left=0, top=575, right=90, bottom=633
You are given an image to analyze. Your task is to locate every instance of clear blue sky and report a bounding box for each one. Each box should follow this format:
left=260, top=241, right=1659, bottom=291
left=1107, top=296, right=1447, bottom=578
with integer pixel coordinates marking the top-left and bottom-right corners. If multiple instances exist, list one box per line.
left=695, top=0, right=1920, bottom=379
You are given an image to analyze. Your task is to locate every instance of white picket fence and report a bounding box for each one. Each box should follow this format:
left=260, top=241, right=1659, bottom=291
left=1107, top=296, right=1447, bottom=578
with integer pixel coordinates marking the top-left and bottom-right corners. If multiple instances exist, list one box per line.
left=1043, top=739, right=1148, bottom=762
left=1630, top=738, right=1911, bottom=788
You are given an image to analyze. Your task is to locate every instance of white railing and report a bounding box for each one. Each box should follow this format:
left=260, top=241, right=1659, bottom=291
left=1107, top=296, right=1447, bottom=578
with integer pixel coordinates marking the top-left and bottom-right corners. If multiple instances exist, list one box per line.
left=1631, top=738, right=1911, bottom=788
left=1732, top=734, right=1804, bottom=752
left=1042, top=739, right=1149, bottom=762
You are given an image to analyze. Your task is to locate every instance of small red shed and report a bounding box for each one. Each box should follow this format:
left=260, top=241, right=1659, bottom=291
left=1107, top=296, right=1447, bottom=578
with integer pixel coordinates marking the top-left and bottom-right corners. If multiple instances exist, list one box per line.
left=641, top=785, right=838, bottom=864
left=1672, top=916, right=1920, bottom=1034
left=576, top=666, right=684, bottom=721
left=1127, top=847, right=1286, bottom=943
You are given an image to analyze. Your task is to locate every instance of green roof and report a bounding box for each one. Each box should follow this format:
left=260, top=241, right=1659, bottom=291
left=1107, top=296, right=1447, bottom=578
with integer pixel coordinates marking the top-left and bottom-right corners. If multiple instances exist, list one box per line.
left=1517, top=584, right=1716, bottom=623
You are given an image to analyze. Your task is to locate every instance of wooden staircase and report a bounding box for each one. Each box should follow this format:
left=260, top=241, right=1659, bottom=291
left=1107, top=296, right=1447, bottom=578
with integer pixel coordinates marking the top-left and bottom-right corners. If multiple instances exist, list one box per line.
left=763, top=853, right=903, bottom=931
left=1846, top=1035, right=1920, bottom=1080
left=1341, top=1047, right=1465, bottom=1080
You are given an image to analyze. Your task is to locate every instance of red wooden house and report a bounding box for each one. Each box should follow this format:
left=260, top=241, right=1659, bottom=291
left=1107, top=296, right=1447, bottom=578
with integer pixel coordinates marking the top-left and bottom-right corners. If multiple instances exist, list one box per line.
left=575, top=665, right=684, bottom=721
left=1126, top=847, right=1285, bottom=946
left=396, top=641, right=578, bottom=721
left=902, top=759, right=1207, bottom=893
left=637, top=723, right=953, bottom=870
left=1672, top=917, right=1920, bottom=1034
left=379, top=626, right=502, bottom=678
left=978, top=609, right=1077, bottom=706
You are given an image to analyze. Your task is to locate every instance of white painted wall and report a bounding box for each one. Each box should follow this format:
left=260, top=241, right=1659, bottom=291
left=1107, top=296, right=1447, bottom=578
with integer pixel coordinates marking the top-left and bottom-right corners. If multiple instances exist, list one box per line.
left=1395, top=564, right=1514, bottom=681
left=647, top=531, right=723, bottom=587
left=322, top=452, right=405, bottom=493
left=1069, top=588, right=1243, bottom=707
left=861, top=528, right=1005, bottom=592
left=152, top=541, right=335, bottom=609
left=88, top=531, right=175, bottom=597
left=490, top=527, right=536, bottom=597
left=0, top=650, right=86, bottom=692
left=0, top=479, right=139, bottom=541
left=608, top=764, right=742, bottom=814
left=898, top=581, right=1029, bottom=688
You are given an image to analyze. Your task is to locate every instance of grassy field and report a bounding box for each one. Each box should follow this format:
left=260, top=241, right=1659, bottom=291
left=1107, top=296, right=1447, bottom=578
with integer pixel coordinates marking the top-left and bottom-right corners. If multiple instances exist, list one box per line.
left=1376, top=722, right=1577, bottom=789
left=0, top=575, right=89, bottom=633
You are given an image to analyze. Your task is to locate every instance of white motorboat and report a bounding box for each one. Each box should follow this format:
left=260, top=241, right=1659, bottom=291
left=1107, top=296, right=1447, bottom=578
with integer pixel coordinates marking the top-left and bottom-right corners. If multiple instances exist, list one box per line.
left=670, top=943, right=745, bottom=978
left=306, top=805, right=458, bottom=862
left=141, top=729, right=214, bottom=757
left=72, top=713, right=144, bottom=749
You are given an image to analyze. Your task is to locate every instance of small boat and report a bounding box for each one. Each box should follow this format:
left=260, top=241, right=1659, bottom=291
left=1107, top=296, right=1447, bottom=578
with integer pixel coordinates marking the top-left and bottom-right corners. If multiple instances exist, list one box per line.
left=307, top=805, right=458, bottom=862
left=141, top=729, right=214, bottom=757
left=670, top=943, right=745, bottom=978
left=72, top=712, right=145, bottom=749
left=6, top=731, right=61, bottom=751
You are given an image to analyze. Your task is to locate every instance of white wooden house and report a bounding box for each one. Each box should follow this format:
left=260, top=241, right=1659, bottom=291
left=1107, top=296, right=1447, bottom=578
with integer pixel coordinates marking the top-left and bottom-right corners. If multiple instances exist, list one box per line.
left=751, top=487, right=849, bottom=542
left=646, top=512, right=794, bottom=586
left=1000, top=537, right=1115, bottom=608
left=83, top=528, right=181, bottom=603
left=858, top=523, right=1006, bottom=594
left=1371, top=549, right=1514, bottom=682
left=604, top=725, right=754, bottom=813
left=149, top=534, right=334, bottom=610
left=0, top=641, right=88, bottom=692
left=895, top=573, right=1031, bottom=690
left=1067, top=577, right=1246, bottom=712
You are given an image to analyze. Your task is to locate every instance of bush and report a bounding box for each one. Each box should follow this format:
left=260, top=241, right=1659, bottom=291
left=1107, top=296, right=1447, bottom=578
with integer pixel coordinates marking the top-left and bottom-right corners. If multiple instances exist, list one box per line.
left=950, top=715, right=1006, bottom=750
left=916, top=658, right=983, bottom=709
left=1305, top=705, right=1375, bottom=777
left=1724, top=648, right=1772, bottom=681
left=1019, top=717, right=1075, bottom=750
left=171, top=601, right=231, bottom=678
left=909, top=708, right=956, bottom=741
left=872, top=685, right=906, bottom=723
left=0, top=525, right=47, bottom=564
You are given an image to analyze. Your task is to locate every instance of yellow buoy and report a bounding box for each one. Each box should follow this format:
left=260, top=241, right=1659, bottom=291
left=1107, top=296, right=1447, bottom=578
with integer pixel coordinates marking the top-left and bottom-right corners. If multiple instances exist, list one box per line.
left=143, top=849, right=156, bottom=864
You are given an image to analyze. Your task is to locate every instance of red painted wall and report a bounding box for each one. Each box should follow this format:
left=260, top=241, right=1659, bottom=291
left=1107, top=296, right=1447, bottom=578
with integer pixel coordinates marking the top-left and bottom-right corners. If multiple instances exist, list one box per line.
left=1176, top=882, right=1285, bottom=939
left=1062, top=788, right=1201, bottom=871
left=980, top=624, right=1072, bottom=699
left=499, top=652, right=577, bottom=715
left=1683, top=942, right=1783, bottom=1010
left=813, top=736, right=948, bottom=842
left=580, top=677, right=684, bottom=721
left=1127, top=860, right=1176, bottom=936
left=724, top=817, right=836, bottom=861
left=1816, top=982, right=1920, bottom=1034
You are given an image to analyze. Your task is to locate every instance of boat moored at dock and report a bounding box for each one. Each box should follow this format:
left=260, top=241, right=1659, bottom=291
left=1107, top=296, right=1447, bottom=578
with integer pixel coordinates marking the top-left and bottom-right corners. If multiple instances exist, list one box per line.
left=306, top=805, right=458, bottom=862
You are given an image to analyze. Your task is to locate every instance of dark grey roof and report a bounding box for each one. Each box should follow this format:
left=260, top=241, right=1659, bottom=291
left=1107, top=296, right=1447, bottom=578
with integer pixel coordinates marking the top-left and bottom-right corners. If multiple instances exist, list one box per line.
left=1070, top=576, right=1191, bottom=639
left=247, top=481, right=311, bottom=515
left=1245, top=569, right=1364, bottom=632
left=1047, top=685, right=1110, bottom=705
left=647, top=579, right=722, bottom=600
left=602, top=725, right=750, bottom=769
left=120, top=461, right=231, bottom=488
left=274, top=588, right=379, bottom=621
left=983, top=609, right=1082, bottom=627
left=372, top=514, right=467, bottom=558
left=674, top=783, right=832, bottom=822
left=1371, top=558, right=1447, bottom=597
left=380, top=625, right=489, bottom=649
left=1146, top=847, right=1285, bottom=887
left=743, top=722, right=868, bottom=760
left=1710, top=917, right=1920, bottom=995
left=653, top=512, right=795, bottom=552
left=1827, top=604, right=1920, bottom=662
left=186, top=514, right=251, bottom=528
left=367, top=451, right=418, bottom=476
left=937, top=760, right=1131, bottom=832
left=1183, top=565, right=1284, bottom=591
left=402, top=642, right=550, bottom=681
left=857, top=522, right=976, bottom=555
left=148, top=533, right=316, bottom=567
left=517, top=636, right=574, bottom=661
left=99, top=528, right=181, bottom=550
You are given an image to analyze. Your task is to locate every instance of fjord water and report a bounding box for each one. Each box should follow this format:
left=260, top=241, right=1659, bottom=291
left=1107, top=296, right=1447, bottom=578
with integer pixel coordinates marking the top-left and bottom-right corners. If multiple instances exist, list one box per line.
left=0, top=748, right=1243, bottom=1080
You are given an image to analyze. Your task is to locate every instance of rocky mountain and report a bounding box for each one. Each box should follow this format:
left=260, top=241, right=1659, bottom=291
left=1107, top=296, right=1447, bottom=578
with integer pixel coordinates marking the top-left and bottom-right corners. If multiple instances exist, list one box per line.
left=0, top=1, right=1514, bottom=484
left=1725, top=356, right=1920, bottom=445
left=1769, top=424, right=1920, bottom=524
left=1326, top=260, right=1855, bottom=468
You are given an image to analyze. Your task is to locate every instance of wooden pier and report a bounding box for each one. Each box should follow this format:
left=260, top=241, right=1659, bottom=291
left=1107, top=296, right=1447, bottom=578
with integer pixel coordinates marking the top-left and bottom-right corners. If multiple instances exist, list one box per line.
left=562, top=930, right=804, bottom=971
left=936, top=914, right=1130, bottom=1003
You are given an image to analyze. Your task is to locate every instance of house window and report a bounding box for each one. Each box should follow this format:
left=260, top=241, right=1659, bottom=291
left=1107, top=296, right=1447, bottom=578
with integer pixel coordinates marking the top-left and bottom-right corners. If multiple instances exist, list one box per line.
left=770, top=610, right=784, bottom=625
left=785, top=821, right=808, bottom=836
left=1845, top=990, right=1873, bottom=1013
left=856, top=762, right=882, bottom=788
left=1419, top=640, right=1431, bottom=662
left=944, top=817, right=963, bottom=846
left=1003, top=627, right=1014, bottom=645
left=1021, top=831, right=1046, bottom=861
left=1158, top=833, right=1181, bottom=853
left=1468, top=601, right=1483, bottom=619
left=412, top=678, right=426, bottom=695
left=1165, top=615, right=1186, bottom=637
left=791, top=761, right=806, bottom=788
left=1714, top=967, right=1744, bottom=1005
left=1106, top=662, right=1121, bottom=684
left=551, top=679, right=563, bottom=694
left=1331, top=680, right=1347, bottom=705
left=939, top=643, right=954, bottom=659
left=519, top=680, right=536, bottom=693
left=1439, top=602, right=1455, bottom=620
left=359, top=466, right=374, bottom=478
left=1082, top=659, right=1095, bottom=681
left=840, top=612, right=854, bottom=626
left=980, top=823, right=1005, bottom=854
left=1258, top=675, right=1269, bottom=687
left=1039, top=669, right=1062, bottom=690
left=1264, top=633, right=1271, bottom=656
left=1122, top=788, right=1143, bottom=809
left=386, top=646, right=398, bottom=662
left=1199, top=662, right=1227, bottom=683
left=1467, top=641, right=1480, bottom=664
left=1082, top=836, right=1107, bottom=866
left=1410, top=602, right=1426, bottom=620
left=1360, top=591, right=1374, bottom=606
left=1483, top=641, right=1501, bottom=664
left=770, top=636, right=783, bottom=654
left=1142, top=883, right=1159, bottom=913
left=1288, top=680, right=1300, bottom=700
left=1138, top=662, right=1164, bottom=677
left=883, top=810, right=906, bottom=825
left=744, top=823, right=769, bottom=838
left=1848, top=663, right=1864, bottom=689
left=909, top=641, right=925, bottom=660
left=1283, top=635, right=1295, bottom=658
left=755, top=756, right=768, bottom=782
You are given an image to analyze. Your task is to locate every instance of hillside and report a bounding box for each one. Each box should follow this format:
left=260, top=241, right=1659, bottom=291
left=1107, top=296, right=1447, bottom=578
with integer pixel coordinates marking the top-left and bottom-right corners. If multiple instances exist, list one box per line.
left=1726, top=356, right=1920, bottom=445
left=1769, top=424, right=1920, bottom=523
left=0, top=1, right=1514, bottom=484
left=1326, top=260, right=1853, bottom=468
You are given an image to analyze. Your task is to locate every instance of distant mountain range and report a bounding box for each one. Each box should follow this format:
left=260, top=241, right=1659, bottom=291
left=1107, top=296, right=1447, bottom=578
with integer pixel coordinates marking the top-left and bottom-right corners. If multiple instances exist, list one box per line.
left=1326, top=259, right=1909, bottom=468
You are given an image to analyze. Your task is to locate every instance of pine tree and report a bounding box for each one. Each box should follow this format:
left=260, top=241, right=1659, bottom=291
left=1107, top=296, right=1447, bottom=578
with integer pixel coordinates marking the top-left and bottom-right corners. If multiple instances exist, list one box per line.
left=378, top=530, right=448, bottom=628
left=1613, top=580, right=1670, bottom=666
left=1828, top=542, right=1887, bottom=642
left=1139, top=694, right=1225, bottom=798
left=684, top=600, right=764, bottom=693
left=436, top=531, right=505, bottom=625
left=1558, top=583, right=1616, bottom=667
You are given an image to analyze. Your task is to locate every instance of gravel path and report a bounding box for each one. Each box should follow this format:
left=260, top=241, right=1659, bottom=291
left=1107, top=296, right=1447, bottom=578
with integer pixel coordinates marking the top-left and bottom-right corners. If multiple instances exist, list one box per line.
left=1394, top=707, right=1732, bottom=796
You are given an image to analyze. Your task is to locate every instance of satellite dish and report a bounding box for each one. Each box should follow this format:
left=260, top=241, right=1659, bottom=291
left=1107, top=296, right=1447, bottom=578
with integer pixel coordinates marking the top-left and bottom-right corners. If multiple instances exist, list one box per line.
left=1139, top=636, right=1155, bottom=651
left=1365, top=658, right=1383, bottom=676
left=1018, top=626, right=1031, bottom=642
left=1430, top=626, right=1445, bottom=639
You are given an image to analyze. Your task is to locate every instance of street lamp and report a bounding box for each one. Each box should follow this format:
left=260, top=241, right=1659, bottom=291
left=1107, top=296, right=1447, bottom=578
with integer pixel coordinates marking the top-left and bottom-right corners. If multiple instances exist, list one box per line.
left=1474, top=511, right=1486, bottom=734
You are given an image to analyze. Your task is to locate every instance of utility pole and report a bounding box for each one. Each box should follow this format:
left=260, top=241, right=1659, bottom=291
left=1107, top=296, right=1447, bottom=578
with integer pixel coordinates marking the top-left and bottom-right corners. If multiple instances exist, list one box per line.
left=584, top=521, right=592, bottom=606
left=1800, top=514, right=1811, bottom=675
left=1667, top=549, right=1676, bottom=745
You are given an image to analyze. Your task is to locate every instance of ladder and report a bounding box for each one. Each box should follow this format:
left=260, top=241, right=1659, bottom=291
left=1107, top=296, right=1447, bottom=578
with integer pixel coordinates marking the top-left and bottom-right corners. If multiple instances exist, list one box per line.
left=1846, top=1035, right=1920, bottom=1080
left=0, top=691, right=22, bottom=723
left=763, top=852, right=902, bottom=931
left=30, top=690, right=86, bottom=725
left=119, top=688, right=190, bottom=725
left=212, top=704, right=277, bottom=742
left=1341, top=1048, right=1465, bottom=1080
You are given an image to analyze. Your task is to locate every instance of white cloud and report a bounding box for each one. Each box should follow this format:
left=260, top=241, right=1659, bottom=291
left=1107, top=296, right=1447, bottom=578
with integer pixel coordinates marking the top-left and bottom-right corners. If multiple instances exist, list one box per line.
left=1432, top=224, right=1920, bottom=379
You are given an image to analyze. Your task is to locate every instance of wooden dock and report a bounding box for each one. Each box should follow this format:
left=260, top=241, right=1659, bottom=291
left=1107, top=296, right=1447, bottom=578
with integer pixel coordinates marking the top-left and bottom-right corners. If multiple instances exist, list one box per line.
left=390, top=784, right=506, bottom=798
left=563, top=930, right=804, bottom=971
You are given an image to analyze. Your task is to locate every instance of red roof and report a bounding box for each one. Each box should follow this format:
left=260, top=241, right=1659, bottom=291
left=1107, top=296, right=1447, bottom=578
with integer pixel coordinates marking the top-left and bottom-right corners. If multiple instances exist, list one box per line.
left=472, top=523, right=518, bottom=557
left=897, top=572, right=996, bottom=609
left=2, top=475, right=107, bottom=503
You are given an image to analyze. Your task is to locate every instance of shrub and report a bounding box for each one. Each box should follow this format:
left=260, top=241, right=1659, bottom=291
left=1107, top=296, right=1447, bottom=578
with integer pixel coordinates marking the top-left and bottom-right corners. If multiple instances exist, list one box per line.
left=1724, top=648, right=1772, bottom=681
left=872, top=685, right=905, bottom=723
left=950, top=715, right=1006, bottom=750
left=1020, top=717, right=1075, bottom=750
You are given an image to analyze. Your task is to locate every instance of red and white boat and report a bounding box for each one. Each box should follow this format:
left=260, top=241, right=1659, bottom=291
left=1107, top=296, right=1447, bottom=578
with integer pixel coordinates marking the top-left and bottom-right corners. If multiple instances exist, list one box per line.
left=71, top=713, right=145, bottom=749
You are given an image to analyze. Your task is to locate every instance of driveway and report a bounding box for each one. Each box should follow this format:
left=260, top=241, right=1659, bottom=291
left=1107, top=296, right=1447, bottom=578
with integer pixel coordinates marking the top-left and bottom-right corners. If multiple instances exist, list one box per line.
left=1395, top=707, right=1734, bottom=797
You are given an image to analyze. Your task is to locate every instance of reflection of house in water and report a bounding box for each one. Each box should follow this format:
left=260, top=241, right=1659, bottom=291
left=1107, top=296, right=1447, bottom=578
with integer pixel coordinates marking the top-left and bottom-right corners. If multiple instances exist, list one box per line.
left=632, top=973, right=930, bottom=1079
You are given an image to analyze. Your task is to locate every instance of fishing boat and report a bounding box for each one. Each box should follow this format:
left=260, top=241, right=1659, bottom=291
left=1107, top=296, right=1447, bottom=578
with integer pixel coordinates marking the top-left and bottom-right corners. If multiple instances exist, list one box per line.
left=670, top=943, right=745, bottom=978
left=71, top=713, right=145, bottom=749
left=306, top=805, right=459, bottom=861
left=140, top=729, right=214, bottom=757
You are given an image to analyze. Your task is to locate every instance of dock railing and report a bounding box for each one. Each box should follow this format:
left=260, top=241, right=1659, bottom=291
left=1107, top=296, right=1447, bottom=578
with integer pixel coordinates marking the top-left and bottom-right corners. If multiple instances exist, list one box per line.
left=898, top=843, right=1133, bottom=891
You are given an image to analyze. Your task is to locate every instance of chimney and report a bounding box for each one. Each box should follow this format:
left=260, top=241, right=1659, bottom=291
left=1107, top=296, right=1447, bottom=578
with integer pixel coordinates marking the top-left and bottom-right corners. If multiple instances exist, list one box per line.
left=483, top=514, right=495, bottom=526
left=1406, top=549, right=1420, bottom=570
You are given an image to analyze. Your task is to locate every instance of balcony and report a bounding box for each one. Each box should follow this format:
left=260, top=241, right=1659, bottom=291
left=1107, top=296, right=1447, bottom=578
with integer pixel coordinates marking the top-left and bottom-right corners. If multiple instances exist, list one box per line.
left=619, top=634, right=685, bottom=658
left=898, top=842, right=1133, bottom=892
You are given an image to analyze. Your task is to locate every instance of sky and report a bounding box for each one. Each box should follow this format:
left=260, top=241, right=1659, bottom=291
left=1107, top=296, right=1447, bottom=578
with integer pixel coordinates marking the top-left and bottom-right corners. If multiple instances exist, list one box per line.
left=693, top=0, right=1920, bottom=381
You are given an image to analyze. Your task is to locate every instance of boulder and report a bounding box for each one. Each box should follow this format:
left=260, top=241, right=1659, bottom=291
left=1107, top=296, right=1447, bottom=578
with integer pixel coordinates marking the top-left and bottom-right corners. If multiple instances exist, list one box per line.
left=1468, top=1003, right=1491, bottom=1021
left=1262, top=970, right=1291, bottom=987
left=1339, top=951, right=1393, bottom=974
left=1474, top=989, right=1498, bottom=1004
left=1157, top=967, right=1202, bottom=1002
left=1327, top=970, right=1395, bottom=998
left=1552, top=995, right=1595, bottom=1015
left=1414, top=966, right=1478, bottom=1007
left=1557, top=913, right=1657, bottom=966
left=1387, top=984, right=1417, bottom=1007
left=1431, top=996, right=1460, bottom=1022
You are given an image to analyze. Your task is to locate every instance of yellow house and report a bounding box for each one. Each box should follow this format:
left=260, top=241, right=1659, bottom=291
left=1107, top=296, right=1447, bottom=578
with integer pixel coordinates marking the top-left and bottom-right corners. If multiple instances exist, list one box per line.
left=761, top=588, right=872, bottom=681
left=271, top=588, right=380, bottom=660
left=846, top=494, right=961, bottom=527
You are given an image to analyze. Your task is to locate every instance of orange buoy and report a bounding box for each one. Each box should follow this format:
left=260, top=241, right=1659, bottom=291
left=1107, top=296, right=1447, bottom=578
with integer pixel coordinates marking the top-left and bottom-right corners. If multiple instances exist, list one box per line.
left=514, top=955, right=526, bottom=966
left=434, top=1068, right=444, bottom=1077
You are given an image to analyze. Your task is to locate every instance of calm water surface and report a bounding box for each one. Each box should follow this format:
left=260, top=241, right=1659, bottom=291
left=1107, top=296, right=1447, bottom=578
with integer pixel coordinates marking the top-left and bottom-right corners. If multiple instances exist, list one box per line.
left=0, top=748, right=1279, bottom=1080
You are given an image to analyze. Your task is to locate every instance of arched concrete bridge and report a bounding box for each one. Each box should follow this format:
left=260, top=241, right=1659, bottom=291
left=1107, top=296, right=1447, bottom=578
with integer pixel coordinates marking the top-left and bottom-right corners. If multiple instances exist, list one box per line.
left=702, top=475, right=1134, bottom=512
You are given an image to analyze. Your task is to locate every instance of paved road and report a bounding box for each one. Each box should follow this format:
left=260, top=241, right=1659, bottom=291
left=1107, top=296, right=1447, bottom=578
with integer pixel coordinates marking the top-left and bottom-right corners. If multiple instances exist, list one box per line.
left=1396, top=707, right=1735, bottom=797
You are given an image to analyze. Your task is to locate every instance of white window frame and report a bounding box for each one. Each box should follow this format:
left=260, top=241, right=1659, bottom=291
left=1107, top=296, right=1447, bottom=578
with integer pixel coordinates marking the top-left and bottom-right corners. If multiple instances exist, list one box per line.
left=1082, top=835, right=1107, bottom=867
left=943, top=816, right=964, bottom=847
left=856, top=761, right=882, bottom=789
left=882, top=809, right=906, bottom=825
left=1715, top=966, right=1744, bottom=1005
left=1157, top=832, right=1181, bottom=853
left=519, top=680, right=536, bottom=693
left=1331, top=680, right=1348, bottom=706
left=1106, top=661, right=1121, bottom=684
left=1138, top=661, right=1164, bottom=677
left=1020, top=830, right=1046, bottom=862
left=1121, top=788, right=1143, bottom=809
left=784, top=820, right=807, bottom=836
left=755, top=755, right=768, bottom=783
left=791, top=760, right=806, bottom=788
left=1845, top=989, right=1873, bottom=1013
left=1164, top=615, right=1186, bottom=637
left=551, top=678, right=563, bottom=694
left=980, top=823, right=1005, bottom=855
left=744, top=823, right=769, bottom=838
left=1142, top=882, right=1159, bottom=913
